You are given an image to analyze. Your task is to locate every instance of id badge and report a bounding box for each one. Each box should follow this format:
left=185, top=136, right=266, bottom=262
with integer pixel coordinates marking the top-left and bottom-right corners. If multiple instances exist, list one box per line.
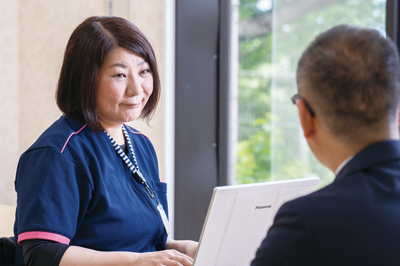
left=157, top=204, right=172, bottom=236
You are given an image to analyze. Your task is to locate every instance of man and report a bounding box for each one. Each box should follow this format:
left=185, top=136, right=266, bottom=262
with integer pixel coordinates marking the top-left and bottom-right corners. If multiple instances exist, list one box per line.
left=251, top=25, right=400, bottom=265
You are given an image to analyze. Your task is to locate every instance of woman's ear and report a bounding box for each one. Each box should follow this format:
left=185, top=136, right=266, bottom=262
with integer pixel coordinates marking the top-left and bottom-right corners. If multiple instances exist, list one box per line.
left=297, top=99, right=316, bottom=139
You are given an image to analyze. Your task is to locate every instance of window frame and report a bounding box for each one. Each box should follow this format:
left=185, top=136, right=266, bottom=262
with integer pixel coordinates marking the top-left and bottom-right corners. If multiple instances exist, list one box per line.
left=174, top=0, right=396, bottom=241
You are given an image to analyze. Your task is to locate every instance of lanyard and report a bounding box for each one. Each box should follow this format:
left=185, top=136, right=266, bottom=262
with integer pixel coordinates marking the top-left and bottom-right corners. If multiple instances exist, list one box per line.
left=104, top=125, right=171, bottom=236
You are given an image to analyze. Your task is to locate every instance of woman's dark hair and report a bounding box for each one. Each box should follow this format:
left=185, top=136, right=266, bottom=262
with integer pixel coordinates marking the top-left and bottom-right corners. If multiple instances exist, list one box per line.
left=56, top=16, right=161, bottom=132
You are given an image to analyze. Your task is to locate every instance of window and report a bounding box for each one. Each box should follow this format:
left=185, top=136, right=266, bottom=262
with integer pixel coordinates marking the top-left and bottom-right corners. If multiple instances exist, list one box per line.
left=230, top=0, right=387, bottom=187
left=174, top=0, right=392, bottom=240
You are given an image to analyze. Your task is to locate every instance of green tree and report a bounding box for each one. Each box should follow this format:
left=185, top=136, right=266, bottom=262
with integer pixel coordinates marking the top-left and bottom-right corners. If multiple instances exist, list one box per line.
left=236, top=0, right=385, bottom=187
left=237, top=115, right=271, bottom=184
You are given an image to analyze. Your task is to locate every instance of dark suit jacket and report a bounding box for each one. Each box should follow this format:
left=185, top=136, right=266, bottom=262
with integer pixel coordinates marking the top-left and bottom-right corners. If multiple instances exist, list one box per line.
left=251, top=140, right=400, bottom=266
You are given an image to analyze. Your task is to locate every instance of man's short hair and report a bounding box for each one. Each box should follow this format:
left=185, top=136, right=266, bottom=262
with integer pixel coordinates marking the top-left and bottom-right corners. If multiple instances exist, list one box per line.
left=56, top=16, right=161, bottom=132
left=297, top=25, right=400, bottom=144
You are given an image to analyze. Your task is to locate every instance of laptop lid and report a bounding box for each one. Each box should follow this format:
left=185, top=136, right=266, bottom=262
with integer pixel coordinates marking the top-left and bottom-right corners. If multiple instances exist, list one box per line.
left=193, top=177, right=320, bottom=266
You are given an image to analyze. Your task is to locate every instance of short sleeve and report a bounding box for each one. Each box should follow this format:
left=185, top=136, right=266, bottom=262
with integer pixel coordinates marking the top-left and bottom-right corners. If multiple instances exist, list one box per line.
left=251, top=201, right=318, bottom=266
left=15, top=148, right=92, bottom=245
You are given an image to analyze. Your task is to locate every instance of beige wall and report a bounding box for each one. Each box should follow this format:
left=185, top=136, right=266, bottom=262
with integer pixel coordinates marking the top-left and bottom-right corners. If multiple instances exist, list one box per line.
left=127, top=0, right=165, bottom=179
left=0, top=0, right=166, bottom=206
left=18, top=0, right=104, bottom=153
left=0, top=0, right=19, bottom=205
left=0, top=204, right=16, bottom=237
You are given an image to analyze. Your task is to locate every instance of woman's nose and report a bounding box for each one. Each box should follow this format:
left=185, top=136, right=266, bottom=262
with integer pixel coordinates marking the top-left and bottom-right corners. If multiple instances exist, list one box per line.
left=126, top=75, right=143, bottom=96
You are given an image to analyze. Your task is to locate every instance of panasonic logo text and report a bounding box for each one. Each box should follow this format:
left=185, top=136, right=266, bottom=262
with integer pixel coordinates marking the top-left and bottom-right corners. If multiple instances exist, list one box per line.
left=255, top=205, right=272, bottom=210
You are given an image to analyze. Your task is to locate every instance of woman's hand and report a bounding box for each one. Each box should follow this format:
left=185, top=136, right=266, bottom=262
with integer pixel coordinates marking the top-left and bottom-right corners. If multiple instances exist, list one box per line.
left=183, top=240, right=198, bottom=259
left=138, top=249, right=193, bottom=266
left=166, top=238, right=199, bottom=259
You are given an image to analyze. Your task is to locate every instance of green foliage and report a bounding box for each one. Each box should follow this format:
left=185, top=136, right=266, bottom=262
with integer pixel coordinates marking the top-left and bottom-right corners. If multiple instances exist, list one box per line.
left=239, top=0, right=268, bottom=20
left=237, top=65, right=271, bottom=141
left=239, top=34, right=272, bottom=70
left=274, top=159, right=312, bottom=180
left=235, top=0, right=385, bottom=187
left=237, top=114, right=271, bottom=184
left=272, top=0, right=386, bottom=73
left=236, top=0, right=274, bottom=184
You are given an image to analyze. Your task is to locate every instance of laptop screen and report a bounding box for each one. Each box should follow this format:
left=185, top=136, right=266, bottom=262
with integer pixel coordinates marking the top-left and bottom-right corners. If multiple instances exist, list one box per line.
left=193, top=177, right=320, bottom=266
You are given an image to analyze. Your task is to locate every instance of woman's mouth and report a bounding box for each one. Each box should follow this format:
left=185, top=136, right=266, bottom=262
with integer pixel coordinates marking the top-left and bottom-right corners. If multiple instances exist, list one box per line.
left=122, top=102, right=141, bottom=108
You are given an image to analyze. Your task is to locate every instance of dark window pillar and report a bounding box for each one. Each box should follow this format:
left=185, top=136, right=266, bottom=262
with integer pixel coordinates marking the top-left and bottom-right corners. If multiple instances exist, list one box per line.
left=175, top=0, right=220, bottom=241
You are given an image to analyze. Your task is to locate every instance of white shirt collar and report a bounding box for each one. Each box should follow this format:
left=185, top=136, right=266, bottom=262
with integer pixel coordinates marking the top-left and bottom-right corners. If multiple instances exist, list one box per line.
left=335, top=155, right=354, bottom=176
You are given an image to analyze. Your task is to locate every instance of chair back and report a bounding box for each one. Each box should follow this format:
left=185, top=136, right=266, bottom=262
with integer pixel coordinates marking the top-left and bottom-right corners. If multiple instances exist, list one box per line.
left=0, top=237, right=16, bottom=266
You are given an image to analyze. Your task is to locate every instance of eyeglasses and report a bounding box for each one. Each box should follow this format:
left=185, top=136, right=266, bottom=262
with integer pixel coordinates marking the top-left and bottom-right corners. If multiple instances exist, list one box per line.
left=291, top=94, right=315, bottom=117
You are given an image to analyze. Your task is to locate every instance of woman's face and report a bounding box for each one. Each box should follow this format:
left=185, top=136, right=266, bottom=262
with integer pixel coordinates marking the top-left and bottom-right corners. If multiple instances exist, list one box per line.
left=96, top=46, right=153, bottom=128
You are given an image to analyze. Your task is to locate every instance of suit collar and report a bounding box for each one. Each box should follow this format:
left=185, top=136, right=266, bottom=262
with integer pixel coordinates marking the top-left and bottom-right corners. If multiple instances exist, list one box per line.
left=335, top=155, right=354, bottom=175
left=335, top=140, right=400, bottom=182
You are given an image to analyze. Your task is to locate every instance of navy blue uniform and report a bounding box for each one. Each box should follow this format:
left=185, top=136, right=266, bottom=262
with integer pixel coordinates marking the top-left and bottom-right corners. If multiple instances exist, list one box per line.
left=251, top=140, right=400, bottom=266
left=13, top=115, right=168, bottom=266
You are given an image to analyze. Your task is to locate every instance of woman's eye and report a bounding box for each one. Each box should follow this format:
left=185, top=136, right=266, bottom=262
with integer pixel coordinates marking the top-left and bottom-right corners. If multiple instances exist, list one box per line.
left=114, top=73, right=125, bottom=78
left=141, top=69, right=151, bottom=75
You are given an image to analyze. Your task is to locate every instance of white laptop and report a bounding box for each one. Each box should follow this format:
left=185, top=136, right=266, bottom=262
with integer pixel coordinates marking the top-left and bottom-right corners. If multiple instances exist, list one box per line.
left=193, top=177, right=320, bottom=266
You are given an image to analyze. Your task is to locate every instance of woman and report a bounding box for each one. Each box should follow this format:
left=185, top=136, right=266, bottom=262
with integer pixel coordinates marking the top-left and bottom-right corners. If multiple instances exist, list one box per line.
left=13, top=16, right=197, bottom=266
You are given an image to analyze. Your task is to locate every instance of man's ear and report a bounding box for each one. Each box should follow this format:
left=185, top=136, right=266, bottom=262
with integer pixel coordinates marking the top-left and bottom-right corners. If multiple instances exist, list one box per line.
left=297, top=99, right=315, bottom=139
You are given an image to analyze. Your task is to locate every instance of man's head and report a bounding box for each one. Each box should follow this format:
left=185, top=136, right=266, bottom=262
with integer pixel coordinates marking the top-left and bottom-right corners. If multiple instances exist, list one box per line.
left=296, top=25, right=400, bottom=146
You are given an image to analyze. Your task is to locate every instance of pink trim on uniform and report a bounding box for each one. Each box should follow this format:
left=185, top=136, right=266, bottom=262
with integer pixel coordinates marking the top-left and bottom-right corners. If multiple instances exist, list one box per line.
left=18, top=231, right=70, bottom=245
left=61, top=124, right=87, bottom=153
left=124, top=124, right=149, bottom=139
